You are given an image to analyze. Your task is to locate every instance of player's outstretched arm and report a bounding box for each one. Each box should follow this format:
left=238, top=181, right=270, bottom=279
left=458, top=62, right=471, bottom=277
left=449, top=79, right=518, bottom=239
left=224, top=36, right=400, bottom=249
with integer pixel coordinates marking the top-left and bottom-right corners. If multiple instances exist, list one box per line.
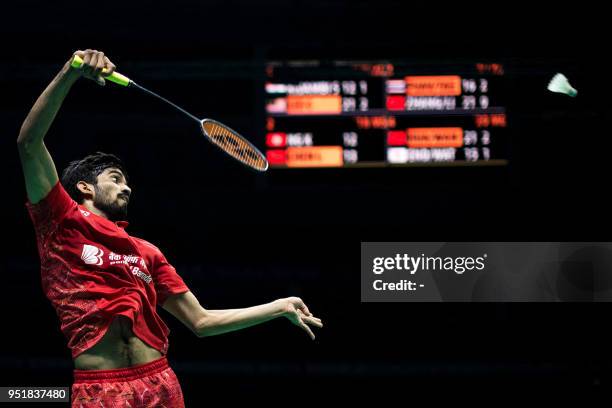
left=162, top=291, right=323, bottom=340
left=17, top=49, right=116, bottom=203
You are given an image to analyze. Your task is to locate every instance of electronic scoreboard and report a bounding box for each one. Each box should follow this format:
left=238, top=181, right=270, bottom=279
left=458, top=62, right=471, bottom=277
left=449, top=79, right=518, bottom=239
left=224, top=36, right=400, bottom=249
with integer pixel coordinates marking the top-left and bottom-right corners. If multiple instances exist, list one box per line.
left=264, top=60, right=508, bottom=168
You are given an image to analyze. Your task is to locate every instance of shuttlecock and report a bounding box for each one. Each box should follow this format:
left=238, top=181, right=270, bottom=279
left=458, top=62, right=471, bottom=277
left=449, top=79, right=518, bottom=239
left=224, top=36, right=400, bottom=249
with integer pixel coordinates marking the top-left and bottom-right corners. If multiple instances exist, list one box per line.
left=547, top=73, right=577, bottom=97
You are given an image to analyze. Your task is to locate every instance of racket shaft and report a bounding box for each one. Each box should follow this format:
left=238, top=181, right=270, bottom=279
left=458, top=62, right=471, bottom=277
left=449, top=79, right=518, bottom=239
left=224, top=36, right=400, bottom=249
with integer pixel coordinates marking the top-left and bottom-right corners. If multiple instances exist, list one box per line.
left=130, top=82, right=201, bottom=123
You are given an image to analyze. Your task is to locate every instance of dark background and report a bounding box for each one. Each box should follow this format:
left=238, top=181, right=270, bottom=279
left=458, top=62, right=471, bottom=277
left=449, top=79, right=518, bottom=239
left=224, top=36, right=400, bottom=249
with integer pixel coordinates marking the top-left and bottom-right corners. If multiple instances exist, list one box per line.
left=0, top=0, right=606, bottom=403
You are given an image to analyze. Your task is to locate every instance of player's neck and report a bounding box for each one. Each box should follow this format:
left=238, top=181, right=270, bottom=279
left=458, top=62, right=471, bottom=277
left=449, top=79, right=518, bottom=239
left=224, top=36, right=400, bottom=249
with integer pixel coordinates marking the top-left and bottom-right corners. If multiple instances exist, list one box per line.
left=81, top=200, right=109, bottom=220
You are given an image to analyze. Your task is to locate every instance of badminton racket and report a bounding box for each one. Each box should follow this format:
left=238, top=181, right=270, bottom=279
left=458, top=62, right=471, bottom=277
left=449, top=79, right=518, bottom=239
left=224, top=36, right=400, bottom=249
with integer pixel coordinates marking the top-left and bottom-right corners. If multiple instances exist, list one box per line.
left=71, top=55, right=268, bottom=172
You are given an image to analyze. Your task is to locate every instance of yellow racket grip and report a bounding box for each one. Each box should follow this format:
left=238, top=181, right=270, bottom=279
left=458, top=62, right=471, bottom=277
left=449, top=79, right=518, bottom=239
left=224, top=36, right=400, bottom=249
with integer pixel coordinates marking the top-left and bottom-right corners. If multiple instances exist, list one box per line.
left=70, top=55, right=131, bottom=87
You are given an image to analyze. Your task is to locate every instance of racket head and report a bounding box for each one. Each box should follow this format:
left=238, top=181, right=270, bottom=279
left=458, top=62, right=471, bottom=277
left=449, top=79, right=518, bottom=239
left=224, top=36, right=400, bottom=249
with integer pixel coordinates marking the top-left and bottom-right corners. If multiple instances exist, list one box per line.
left=200, top=119, right=269, bottom=172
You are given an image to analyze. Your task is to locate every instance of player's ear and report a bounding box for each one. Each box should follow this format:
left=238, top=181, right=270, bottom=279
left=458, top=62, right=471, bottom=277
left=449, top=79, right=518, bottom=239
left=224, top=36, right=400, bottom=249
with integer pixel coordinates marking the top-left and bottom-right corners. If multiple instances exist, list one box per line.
left=77, top=181, right=95, bottom=200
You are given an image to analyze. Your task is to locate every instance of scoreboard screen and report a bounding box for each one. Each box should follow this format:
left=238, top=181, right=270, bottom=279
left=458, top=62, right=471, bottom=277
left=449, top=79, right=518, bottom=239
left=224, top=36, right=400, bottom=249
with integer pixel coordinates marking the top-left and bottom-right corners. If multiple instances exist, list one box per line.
left=263, top=60, right=509, bottom=168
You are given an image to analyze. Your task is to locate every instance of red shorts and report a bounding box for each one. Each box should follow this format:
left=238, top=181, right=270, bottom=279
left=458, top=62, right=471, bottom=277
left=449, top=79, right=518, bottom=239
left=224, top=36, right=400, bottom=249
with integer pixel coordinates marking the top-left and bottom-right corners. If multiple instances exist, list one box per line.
left=71, top=356, right=185, bottom=407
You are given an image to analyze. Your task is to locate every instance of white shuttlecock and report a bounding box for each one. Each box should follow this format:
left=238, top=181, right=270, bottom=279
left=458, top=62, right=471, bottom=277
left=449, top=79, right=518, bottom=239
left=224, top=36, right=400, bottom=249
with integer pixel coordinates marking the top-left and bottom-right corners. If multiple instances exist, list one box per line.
left=547, top=73, right=577, bottom=97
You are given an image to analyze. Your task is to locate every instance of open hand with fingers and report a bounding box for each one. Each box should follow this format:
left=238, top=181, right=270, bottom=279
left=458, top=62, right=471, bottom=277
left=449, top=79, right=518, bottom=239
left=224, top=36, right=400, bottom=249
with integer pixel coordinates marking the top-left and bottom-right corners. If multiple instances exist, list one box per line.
left=69, top=49, right=116, bottom=86
left=280, top=297, right=323, bottom=340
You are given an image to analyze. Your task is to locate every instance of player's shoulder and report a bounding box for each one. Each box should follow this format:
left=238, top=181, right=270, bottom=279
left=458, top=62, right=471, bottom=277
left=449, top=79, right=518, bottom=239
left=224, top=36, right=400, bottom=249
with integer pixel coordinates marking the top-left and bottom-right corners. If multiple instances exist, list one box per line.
left=26, top=181, right=79, bottom=224
left=130, top=236, right=162, bottom=253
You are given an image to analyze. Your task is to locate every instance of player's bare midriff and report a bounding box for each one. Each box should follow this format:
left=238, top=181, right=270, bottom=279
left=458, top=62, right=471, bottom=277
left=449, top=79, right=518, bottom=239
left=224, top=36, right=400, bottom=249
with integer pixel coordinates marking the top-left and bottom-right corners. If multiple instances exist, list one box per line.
left=73, top=315, right=162, bottom=370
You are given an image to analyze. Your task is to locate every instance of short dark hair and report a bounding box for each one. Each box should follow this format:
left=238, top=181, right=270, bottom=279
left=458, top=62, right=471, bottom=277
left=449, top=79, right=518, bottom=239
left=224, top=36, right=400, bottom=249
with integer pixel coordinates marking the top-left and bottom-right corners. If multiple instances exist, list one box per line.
left=61, top=152, right=128, bottom=203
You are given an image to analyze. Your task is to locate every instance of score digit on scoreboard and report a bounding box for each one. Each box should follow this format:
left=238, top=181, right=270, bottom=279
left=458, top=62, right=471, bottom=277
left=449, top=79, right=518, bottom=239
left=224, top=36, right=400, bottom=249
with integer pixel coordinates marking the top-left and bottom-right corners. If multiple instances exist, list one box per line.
left=264, top=61, right=508, bottom=168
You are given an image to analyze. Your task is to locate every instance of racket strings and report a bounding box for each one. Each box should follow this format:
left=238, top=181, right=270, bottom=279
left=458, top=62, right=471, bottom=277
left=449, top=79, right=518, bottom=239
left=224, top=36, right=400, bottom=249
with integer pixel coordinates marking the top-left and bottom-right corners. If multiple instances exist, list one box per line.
left=202, top=121, right=267, bottom=171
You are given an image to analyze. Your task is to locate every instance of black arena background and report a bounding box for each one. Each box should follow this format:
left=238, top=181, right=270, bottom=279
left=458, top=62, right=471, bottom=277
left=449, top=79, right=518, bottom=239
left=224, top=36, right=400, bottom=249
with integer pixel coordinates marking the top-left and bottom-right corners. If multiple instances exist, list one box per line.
left=0, top=1, right=606, bottom=403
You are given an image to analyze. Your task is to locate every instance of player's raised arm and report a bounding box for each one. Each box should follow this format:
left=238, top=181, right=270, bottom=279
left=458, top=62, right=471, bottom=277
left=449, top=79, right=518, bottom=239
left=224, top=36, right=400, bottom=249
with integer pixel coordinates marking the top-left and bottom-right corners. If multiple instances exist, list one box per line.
left=17, top=49, right=116, bottom=203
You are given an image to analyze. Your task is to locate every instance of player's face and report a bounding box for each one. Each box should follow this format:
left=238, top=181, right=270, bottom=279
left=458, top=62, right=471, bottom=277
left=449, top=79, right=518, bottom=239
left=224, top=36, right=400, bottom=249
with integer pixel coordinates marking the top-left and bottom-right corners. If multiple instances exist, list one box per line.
left=93, top=168, right=131, bottom=221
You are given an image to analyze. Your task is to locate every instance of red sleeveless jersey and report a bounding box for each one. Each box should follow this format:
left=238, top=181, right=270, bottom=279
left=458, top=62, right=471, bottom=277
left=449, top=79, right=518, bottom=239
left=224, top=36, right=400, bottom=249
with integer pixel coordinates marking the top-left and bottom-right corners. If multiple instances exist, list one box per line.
left=25, top=181, right=190, bottom=358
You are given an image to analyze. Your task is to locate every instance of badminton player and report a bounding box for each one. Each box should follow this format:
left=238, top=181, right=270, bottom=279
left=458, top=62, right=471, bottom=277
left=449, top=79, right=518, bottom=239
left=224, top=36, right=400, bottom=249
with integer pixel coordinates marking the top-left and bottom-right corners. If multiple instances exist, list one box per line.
left=17, top=49, right=323, bottom=407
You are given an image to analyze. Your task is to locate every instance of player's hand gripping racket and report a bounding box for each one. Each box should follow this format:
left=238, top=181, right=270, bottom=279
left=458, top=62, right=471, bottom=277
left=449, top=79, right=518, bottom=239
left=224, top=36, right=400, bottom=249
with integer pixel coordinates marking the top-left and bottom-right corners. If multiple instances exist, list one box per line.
left=71, top=55, right=268, bottom=172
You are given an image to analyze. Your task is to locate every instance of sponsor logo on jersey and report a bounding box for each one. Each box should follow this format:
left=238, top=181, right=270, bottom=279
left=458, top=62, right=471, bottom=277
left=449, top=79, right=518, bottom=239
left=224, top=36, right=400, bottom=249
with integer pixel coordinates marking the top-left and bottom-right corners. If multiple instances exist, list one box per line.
left=81, top=244, right=104, bottom=266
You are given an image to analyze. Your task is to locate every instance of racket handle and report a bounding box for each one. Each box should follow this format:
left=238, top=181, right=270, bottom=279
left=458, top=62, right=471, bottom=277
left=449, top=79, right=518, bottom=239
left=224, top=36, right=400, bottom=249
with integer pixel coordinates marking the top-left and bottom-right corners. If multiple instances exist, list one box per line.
left=70, top=55, right=131, bottom=87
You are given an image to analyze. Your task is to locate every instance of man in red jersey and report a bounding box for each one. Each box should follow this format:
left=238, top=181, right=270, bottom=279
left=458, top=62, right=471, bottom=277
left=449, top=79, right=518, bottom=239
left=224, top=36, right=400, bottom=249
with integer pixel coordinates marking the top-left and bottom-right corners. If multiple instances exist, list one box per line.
left=17, top=49, right=323, bottom=408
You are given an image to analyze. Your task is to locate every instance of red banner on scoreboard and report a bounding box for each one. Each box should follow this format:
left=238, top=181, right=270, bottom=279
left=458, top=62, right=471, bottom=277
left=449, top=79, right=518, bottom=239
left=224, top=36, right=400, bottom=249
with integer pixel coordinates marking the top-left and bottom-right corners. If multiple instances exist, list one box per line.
left=286, top=95, right=342, bottom=115
left=387, top=130, right=407, bottom=146
left=286, top=146, right=343, bottom=167
left=405, top=76, right=462, bottom=96
left=266, top=132, right=287, bottom=147
left=386, top=95, right=406, bottom=111
left=266, top=149, right=287, bottom=165
left=407, top=127, right=464, bottom=148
